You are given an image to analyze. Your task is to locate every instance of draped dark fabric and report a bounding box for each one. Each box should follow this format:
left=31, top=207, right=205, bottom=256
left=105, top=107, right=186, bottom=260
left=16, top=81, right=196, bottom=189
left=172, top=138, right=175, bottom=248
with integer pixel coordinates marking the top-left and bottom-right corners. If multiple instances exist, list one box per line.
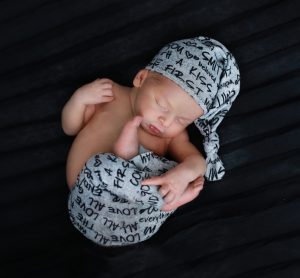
left=1, top=0, right=299, bottom=277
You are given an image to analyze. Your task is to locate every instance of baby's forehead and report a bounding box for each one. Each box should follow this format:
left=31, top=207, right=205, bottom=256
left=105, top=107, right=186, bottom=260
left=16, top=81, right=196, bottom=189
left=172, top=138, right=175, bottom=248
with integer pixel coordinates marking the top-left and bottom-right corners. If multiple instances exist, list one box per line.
left=148, top=71, right=185, bottom=91
left=149, top=71, right=196, bottom=99
left=147, top=71, right=165, bottom=83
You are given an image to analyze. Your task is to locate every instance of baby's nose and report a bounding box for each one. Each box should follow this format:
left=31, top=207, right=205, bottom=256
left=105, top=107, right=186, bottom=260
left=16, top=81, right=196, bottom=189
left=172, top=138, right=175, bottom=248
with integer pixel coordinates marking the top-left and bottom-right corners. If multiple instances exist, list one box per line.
left=159, top=115, right=174, bottom=128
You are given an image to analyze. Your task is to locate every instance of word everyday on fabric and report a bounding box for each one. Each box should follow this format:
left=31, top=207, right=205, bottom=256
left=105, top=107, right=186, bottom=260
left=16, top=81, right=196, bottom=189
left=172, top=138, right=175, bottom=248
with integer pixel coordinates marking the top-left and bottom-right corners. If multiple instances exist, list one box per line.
left=68, top=152, right=177, bottom=247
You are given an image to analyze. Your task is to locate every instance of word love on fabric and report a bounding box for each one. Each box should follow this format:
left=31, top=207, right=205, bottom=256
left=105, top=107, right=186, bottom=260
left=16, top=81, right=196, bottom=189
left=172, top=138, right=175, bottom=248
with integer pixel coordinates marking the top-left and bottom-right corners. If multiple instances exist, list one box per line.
left=68, top=152, right=177, bottom=247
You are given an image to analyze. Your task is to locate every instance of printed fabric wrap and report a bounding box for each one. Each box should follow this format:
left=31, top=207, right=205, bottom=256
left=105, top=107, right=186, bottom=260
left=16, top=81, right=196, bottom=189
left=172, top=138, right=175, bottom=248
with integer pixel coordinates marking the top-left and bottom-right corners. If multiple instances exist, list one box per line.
left=68, top=151, right=177, bottom=247
left=146, top=36, right=241, bottom=181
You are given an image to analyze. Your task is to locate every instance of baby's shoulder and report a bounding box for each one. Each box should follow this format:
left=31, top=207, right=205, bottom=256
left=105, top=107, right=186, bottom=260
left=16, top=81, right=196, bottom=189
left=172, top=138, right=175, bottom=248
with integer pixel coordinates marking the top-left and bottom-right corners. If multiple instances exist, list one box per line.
left=110, top=83, right=132, bottom=112
left=91, top=84, right=132, bottom=126
left=113, top=82, right=131, bottom=98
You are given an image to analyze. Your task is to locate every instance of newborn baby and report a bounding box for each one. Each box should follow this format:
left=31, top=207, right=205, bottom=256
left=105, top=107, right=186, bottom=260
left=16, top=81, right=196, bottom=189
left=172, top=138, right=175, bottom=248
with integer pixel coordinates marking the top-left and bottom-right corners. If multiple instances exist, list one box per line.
left=62, top=36, right=240, bottom=246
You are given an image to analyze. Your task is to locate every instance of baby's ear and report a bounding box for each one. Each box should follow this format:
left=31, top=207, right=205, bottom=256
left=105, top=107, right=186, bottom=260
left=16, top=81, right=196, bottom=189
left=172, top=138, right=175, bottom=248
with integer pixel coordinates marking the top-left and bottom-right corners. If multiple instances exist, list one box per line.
left=133, top=69, right=149, bottom=87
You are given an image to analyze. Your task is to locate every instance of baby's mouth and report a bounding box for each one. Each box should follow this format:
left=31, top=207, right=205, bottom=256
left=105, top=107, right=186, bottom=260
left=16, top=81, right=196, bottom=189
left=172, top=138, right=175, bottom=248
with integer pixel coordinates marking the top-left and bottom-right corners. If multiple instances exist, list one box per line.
left=148, top=124, right=161, bottom=135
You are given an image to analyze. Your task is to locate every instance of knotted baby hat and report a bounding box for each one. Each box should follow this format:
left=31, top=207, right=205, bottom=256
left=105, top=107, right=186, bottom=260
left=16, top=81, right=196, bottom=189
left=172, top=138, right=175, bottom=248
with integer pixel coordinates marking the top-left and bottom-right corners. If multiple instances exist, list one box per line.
left=145, top=36, right=240, bottom=181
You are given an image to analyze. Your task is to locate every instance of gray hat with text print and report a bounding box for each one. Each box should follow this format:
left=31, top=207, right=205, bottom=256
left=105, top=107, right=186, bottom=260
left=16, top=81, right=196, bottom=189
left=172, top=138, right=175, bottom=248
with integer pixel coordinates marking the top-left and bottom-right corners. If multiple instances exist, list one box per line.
left=145, top=36, right=240, bottom=181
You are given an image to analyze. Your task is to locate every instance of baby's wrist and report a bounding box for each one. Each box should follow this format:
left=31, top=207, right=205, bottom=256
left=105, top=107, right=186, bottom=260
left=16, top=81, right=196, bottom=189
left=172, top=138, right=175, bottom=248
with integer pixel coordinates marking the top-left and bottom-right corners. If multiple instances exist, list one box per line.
left=181, top=154, right=206, bottom=180
left=173, top=162, right=196, bottom=183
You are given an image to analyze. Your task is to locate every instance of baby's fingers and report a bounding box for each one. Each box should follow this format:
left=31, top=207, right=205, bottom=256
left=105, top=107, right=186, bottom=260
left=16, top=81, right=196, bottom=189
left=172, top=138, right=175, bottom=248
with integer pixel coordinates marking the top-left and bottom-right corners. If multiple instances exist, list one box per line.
left=161, top=184, right=202, bottom=211
left=141, top=175, right=164, bottom=186
left=99, top=82, right=113, bottom=91
left=163, top=191, right=176, bottom=204
left=158, top=186, right=169, bottom=197
left=97, top=78, right=113, bottom=84
left=101, top=95, right=115, bottom=102
left=191, top=176, right=205, bottom=188
left=95, top=87, right=114, bottom=102
left=132, top=116, right=143, bottom=127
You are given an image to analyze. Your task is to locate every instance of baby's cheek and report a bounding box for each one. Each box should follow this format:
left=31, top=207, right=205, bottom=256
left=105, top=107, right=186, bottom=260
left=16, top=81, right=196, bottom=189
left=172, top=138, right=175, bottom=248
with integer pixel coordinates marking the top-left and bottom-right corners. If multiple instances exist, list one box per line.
left=167, top=124, right=185, bottom=136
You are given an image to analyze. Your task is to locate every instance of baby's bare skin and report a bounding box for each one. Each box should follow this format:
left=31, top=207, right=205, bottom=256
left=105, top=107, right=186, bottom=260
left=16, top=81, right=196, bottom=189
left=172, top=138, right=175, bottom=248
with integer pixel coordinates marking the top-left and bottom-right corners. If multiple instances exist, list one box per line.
left=113, top=114, right=205, bottom=211
left=62, top=71, right=206, bottom=211
left=65, top=81, right=168, bottom=188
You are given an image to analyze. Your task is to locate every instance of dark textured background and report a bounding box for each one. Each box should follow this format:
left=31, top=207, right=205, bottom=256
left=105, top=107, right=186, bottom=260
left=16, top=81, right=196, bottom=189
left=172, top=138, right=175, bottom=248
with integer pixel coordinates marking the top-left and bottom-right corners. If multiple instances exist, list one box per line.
left=1, top=0, right=300, bottom=277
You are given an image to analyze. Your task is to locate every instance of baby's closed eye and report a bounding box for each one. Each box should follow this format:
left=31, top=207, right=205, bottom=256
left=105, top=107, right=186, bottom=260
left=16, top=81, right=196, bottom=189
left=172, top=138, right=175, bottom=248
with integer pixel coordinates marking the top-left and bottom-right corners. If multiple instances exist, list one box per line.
left=175, top=117, right=187, bottom=125
left=155, top=97, right=169, bottom=112
left=176, top=117, right=194, bottom=126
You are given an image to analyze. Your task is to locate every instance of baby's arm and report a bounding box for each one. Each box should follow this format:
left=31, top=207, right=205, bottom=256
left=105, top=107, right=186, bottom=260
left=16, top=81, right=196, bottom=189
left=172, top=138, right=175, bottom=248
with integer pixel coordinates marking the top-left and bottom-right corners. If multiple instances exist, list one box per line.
left=142, top=130, right=206, bottom=210
left=61, top=78, right=114, bottom=136
left=167, top=130, right=206, bottom=179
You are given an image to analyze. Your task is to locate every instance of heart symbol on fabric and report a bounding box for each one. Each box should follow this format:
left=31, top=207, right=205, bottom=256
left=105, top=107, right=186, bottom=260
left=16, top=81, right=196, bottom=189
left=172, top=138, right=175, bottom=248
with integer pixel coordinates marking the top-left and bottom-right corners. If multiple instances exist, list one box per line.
left=185, top=50, right=193, bottom=59
left=94, top=156, right=102, bottom=167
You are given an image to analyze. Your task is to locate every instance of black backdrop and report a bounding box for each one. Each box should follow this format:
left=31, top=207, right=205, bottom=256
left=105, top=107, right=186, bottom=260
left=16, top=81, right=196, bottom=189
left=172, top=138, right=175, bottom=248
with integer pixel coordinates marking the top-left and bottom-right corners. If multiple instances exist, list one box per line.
left=1, top=0, right=300, bottom=277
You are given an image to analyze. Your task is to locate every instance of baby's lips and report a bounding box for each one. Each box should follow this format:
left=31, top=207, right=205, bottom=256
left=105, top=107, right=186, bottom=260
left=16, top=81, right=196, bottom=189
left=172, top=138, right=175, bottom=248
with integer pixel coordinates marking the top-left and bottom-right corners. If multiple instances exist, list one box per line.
left=149, top=124, right=161, bottom=135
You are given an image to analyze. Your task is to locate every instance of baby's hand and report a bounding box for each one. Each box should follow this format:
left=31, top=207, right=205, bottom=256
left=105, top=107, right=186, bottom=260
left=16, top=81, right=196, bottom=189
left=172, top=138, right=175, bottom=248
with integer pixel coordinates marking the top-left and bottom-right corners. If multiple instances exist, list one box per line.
left=161, top=176, right=204, bottom=211
left=142, top=167, right=192, bottom=208
left=75, top=78, right=114, bottom=105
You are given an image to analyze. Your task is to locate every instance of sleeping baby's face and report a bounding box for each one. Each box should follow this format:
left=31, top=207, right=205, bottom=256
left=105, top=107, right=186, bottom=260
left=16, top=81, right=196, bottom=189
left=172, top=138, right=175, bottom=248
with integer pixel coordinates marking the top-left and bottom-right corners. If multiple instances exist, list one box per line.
left=131, top=70, right=204, bottom=138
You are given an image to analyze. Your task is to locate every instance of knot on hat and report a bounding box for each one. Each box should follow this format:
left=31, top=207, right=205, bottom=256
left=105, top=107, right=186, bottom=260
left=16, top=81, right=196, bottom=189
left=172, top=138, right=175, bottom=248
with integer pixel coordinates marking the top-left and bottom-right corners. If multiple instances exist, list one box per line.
left=204, top=154, right=225, bottom=181
left=203, top=131, right=225, bottom=181
left=203, top=131, right=219, bottom=154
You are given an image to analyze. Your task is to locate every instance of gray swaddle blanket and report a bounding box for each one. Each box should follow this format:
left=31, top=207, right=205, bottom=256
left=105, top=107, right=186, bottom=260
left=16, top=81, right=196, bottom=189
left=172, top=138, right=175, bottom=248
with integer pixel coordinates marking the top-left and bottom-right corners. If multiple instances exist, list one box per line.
left=68, top=147, right=177, bottom=247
